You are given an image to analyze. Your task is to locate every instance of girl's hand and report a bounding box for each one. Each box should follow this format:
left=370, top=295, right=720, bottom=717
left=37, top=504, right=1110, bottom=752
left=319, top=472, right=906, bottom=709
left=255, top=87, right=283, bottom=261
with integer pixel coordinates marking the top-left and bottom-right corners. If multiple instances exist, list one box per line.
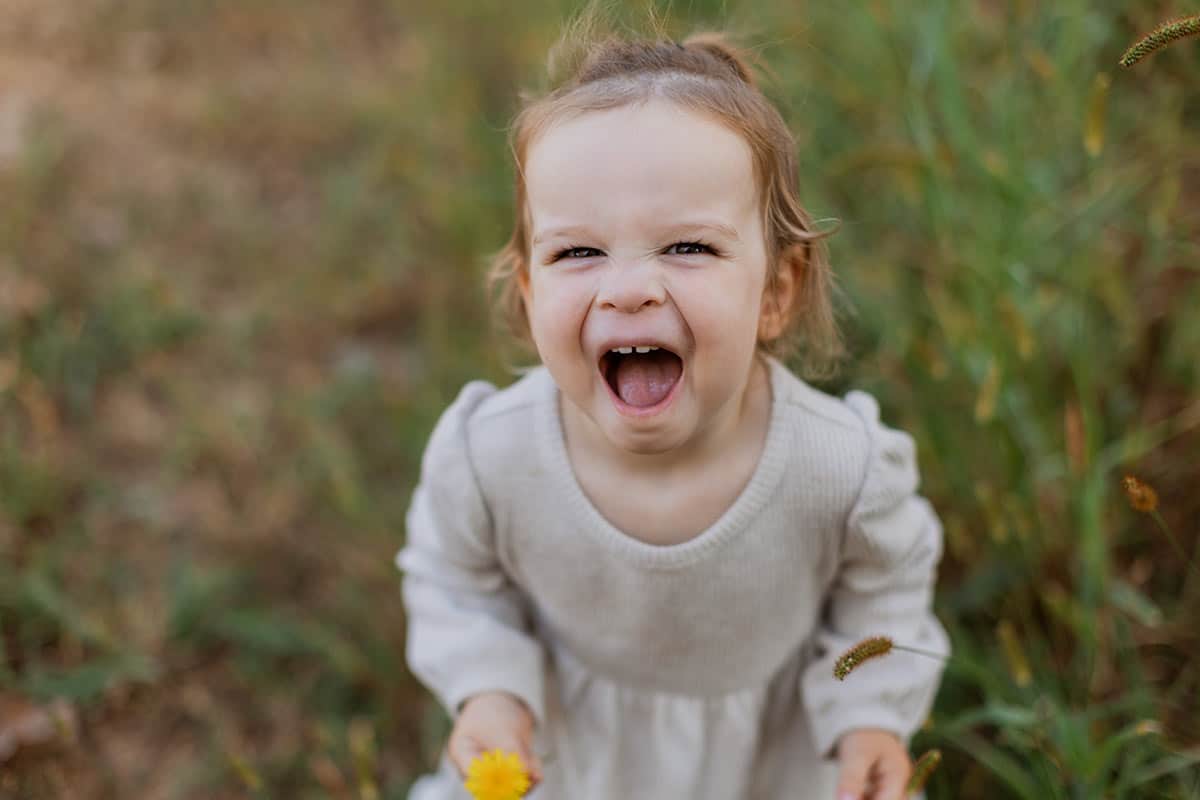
left=833, top=728, right=911, bottom=800
left=448, top=691, right=543, bottom=790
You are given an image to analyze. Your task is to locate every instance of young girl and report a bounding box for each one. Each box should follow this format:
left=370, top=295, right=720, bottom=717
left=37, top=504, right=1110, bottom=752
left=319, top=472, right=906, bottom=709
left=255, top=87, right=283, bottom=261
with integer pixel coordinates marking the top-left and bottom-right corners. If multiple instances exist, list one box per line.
left=397, top=18, right=950, bottom=800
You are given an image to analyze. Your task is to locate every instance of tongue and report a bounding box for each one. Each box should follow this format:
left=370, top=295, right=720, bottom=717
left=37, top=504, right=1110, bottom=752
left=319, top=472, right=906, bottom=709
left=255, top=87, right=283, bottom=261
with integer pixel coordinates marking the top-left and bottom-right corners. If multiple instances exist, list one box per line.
left=614, top=351, right=682, bottom=407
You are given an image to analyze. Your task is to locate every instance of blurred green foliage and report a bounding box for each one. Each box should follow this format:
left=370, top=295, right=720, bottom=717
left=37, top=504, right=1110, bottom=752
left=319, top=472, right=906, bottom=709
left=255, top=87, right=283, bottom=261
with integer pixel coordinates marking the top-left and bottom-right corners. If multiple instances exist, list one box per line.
left=0, top=0, right=1197, bottom=796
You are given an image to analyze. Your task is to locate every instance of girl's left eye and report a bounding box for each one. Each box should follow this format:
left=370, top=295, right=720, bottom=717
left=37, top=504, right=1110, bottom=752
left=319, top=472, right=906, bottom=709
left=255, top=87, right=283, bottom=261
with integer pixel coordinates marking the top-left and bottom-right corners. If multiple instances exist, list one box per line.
left=664, top=241, right=715, bottom=256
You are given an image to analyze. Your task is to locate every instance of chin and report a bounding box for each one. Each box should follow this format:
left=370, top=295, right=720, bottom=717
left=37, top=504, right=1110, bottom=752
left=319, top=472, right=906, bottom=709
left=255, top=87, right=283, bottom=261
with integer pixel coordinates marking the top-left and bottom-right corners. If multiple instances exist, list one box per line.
left=596, top=413, right=691, bottom=455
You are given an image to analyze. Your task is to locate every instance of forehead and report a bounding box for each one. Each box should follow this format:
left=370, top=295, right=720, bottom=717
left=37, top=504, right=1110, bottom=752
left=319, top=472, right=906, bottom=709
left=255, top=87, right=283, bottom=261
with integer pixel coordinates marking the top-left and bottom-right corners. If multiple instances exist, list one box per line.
left=524, top=100, right=758, bottom=236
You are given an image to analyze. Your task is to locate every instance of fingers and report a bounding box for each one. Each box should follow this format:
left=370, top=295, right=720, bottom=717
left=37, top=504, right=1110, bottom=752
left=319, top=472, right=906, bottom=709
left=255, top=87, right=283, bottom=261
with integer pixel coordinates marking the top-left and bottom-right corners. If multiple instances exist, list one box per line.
left=839, top=752, right=911, bottom=800
left=509, top=726, right=543, bottom=787
left=523, top=738, right=544, bottom=783
left=447, top=733, right=486, bottom=778
left=522, top=744, right=544, bottom=788
left=872, top=752, right=911, bottom=800
left=835, top=749, right=871, bottom=800
left=447, top=729, right=544, bottom=788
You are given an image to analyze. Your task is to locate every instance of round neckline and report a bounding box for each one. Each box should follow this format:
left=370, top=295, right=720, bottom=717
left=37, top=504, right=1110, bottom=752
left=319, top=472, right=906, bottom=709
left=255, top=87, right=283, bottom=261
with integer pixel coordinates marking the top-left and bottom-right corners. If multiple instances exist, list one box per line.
left=536, top=355, right=791, bottom=571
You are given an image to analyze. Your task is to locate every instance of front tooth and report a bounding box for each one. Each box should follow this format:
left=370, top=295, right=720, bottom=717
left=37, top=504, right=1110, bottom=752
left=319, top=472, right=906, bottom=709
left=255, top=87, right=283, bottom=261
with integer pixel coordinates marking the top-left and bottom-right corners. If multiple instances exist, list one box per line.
left=616, top=346, right=633, bottom=354
left=634, top=346, right=651, bottom=354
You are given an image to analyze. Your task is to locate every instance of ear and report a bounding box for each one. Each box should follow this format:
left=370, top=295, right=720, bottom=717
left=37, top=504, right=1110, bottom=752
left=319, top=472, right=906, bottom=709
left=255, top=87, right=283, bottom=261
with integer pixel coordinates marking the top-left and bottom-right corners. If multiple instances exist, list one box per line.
left=517, top=264, right=532, bottom=310
left=758, top=242, right=805, bottom=342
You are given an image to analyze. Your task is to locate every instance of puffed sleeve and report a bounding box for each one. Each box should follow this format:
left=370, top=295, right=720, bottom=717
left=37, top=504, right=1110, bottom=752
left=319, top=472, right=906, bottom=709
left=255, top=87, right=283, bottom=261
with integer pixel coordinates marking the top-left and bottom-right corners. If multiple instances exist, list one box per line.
left=800, top=390, right=951, bottom=762
left=395, top=381, right=547, bottom=726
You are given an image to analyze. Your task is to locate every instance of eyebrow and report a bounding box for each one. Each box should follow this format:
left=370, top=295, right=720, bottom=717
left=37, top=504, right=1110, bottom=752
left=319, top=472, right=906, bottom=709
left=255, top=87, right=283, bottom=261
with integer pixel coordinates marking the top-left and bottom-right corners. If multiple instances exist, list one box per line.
left=531, top=221, right=741, bottom=246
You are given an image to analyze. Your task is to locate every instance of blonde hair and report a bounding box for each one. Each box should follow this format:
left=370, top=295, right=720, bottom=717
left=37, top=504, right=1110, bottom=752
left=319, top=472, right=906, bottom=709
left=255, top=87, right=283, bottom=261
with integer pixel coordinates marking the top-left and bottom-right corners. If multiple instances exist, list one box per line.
left=486, top=6, right=846, bottom=381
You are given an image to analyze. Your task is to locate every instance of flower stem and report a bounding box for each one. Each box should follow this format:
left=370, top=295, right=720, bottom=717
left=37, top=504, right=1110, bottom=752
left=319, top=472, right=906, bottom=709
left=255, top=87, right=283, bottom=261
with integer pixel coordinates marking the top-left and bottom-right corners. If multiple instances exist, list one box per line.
left=1151, top=509, right=1200, bottom=584
left=1156, top=509, right=1200, bottom=613
left=891, top=643, right=951, bottom=663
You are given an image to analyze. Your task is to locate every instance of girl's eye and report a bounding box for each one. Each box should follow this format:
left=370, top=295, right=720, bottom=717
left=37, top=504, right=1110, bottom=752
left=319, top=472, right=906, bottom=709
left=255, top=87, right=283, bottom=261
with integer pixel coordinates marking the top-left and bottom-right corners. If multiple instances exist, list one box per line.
left=665, top=241, right=715, bottom=256
left=552, top=246, right=602, bottom=261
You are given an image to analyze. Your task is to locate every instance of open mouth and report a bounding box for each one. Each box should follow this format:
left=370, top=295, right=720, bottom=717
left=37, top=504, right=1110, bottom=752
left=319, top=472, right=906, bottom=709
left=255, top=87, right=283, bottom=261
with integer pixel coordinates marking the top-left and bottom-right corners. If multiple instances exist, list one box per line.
left=599, top=347, right=684, bottom=409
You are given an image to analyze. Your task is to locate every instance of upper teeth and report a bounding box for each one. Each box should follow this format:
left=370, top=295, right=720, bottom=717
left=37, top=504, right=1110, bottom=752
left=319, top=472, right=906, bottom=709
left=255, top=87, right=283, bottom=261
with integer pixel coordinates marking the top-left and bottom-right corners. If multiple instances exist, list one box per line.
left=610, top=345, right=658, bottom=354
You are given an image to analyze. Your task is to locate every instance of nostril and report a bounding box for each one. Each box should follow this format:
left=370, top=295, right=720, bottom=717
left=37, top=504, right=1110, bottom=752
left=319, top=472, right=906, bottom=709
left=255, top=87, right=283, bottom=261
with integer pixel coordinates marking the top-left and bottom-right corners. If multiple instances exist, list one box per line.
left=595, top=272, right=667, bottom=313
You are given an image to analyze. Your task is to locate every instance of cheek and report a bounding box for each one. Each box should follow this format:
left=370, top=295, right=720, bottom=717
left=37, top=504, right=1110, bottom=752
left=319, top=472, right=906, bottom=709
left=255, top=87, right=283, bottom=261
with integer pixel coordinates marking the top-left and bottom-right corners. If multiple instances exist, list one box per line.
left=526, top=274, right=590, bottom=350
left=676, top=272, right=765, bottom=349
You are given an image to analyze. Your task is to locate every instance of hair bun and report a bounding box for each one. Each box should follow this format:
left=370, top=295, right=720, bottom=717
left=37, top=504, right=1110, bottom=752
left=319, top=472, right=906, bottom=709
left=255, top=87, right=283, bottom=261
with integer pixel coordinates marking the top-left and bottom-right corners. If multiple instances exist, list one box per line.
left=680, top=32, right=757, bottom=87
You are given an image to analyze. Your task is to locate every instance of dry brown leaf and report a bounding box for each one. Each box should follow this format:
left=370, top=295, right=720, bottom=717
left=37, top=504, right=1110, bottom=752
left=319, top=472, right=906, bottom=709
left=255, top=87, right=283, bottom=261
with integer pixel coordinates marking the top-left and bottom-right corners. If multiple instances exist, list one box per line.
left=0, top=693, right=78, bottom=763
left=99, top=384, right=168, bottom=452
left=0, top=273, right=49, bottom=318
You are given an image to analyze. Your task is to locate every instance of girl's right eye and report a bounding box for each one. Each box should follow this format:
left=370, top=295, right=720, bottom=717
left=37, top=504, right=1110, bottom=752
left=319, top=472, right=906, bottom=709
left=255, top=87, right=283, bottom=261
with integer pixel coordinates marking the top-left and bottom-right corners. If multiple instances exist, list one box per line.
left=551, top=246, right=602, bottom=262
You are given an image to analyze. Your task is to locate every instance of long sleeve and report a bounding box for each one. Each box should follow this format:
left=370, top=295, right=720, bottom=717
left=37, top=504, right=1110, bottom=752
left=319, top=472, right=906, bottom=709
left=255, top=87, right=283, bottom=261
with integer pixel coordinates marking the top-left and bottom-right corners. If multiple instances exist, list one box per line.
left=800, top=390, right=951, bottom=762
left=395, top=381, right=547, bottom=726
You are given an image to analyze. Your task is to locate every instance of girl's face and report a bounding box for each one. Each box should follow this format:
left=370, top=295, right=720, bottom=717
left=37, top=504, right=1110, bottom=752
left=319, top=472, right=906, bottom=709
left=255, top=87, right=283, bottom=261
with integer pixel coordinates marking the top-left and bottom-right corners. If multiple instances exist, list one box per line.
left=521, top=99, right=776, bottom=456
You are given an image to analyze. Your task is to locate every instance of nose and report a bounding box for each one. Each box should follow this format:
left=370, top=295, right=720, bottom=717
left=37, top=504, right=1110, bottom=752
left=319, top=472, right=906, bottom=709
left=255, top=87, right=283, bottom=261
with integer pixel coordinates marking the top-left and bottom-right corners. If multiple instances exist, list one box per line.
left=595, top=259, right=666, bottom=313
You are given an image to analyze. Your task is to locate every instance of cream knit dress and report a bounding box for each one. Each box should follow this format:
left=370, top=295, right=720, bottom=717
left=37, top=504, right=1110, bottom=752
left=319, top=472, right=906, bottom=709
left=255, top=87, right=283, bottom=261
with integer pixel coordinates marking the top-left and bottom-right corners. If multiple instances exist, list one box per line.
left=396, top=356, right=950, bottom=799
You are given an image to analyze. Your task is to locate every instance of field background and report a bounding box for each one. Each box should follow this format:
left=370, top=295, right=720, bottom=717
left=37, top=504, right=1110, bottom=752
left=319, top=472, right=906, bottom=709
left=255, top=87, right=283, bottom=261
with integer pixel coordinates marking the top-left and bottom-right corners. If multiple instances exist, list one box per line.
left=1, top=0, right=1198, bottom=797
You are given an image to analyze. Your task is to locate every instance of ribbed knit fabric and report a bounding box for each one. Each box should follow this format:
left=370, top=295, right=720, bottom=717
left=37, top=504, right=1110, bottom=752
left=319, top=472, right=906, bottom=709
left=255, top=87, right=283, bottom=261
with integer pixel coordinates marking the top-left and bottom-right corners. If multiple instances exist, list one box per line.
left=397, top=356, right=950, bottom=799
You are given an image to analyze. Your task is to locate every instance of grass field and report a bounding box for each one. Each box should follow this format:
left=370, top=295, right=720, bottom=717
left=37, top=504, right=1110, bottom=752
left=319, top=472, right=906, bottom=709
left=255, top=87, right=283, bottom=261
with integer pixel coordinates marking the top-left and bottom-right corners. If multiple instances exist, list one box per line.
left=1, top=0, right=1198, bottom=797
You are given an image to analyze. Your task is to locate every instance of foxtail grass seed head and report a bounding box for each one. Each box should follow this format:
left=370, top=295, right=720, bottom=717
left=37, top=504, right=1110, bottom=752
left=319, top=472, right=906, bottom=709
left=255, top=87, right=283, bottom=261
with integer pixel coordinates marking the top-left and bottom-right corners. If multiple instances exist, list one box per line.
left=907, top=749, right=942, bottom=795
left=1083, top=72, right=1110, bottom=157
left=1119, top=15, right=1200, bottom=67
left=834, top=636, right=893, bottom=681
left=996, top=619, right=1032, bottom=688
left=227, top=752, right=264, bottom=792
left=464, top=749, right=531, bottom=800
left=1122, top=475, right=1159, bottom=512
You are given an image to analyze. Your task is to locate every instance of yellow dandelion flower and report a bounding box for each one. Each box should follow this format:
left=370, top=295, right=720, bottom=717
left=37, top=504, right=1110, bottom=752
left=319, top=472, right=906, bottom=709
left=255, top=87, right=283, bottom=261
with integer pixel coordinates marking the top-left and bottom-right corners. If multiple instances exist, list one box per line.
left=1121, top=475, right=1158, bottom=513
left=464, top=749, right=531, bottom=800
